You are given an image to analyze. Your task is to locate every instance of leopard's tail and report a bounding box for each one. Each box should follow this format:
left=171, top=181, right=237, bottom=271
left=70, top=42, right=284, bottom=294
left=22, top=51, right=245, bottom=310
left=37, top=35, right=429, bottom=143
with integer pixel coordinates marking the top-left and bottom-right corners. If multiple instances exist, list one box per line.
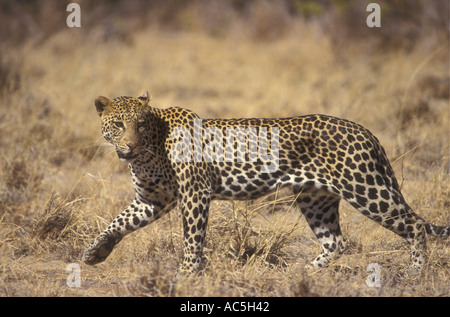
left=370, top=129, right=450, bottom=239
left=424, top=222, right=450, bottom=237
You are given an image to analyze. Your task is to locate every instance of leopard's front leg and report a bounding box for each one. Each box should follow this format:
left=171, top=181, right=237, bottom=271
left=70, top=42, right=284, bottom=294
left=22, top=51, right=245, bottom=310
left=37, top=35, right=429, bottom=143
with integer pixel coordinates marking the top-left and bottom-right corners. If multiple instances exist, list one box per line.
left=82, top=230, right=122, bottom=265
left=82, top=195, right=173, bottom=265
left=178, top=188, right=211, bottom=275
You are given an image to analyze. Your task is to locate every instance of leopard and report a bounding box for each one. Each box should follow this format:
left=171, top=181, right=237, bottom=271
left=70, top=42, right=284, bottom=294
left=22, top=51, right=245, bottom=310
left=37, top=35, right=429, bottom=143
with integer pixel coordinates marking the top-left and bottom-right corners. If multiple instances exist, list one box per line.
left=82, top=92, right=449, bottom=275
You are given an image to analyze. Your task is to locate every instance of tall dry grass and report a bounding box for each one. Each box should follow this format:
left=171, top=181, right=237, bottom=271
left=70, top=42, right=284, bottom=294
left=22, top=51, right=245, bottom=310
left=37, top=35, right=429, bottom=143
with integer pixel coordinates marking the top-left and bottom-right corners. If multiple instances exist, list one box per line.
left=0, top=1, right=448, bottom=297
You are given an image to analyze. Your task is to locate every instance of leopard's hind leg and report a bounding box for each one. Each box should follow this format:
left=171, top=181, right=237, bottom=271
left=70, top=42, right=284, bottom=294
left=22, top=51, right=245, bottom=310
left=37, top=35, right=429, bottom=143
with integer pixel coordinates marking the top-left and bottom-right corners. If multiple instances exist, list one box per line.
left=294, top=188, right=347, bottom=269
left=339, top=172, right=428, bottom=274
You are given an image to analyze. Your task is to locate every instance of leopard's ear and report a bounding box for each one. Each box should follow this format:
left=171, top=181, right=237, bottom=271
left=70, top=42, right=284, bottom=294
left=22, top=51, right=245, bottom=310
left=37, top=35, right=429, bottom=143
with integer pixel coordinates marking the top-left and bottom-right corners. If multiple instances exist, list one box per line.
left=94, top=96, right=111, bottom=117
left=137, top=91, right=151, bottom=106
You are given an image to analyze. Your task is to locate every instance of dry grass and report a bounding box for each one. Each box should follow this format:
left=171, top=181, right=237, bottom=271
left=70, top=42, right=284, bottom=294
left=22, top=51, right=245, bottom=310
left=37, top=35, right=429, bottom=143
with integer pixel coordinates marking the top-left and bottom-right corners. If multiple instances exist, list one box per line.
left=0, top=2, right=449, bottom=297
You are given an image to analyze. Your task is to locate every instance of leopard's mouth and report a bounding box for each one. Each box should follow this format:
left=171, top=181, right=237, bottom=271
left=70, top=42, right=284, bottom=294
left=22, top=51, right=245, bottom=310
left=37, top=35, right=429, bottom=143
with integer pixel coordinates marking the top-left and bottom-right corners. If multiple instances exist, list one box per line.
left=117, top=150, right=138, bottom=162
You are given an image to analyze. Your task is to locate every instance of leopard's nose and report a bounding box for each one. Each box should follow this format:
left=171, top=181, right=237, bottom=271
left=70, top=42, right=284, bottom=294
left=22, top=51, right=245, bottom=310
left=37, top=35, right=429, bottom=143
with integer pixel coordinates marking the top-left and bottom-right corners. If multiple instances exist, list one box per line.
left=127, top=143, right=138, bottom=150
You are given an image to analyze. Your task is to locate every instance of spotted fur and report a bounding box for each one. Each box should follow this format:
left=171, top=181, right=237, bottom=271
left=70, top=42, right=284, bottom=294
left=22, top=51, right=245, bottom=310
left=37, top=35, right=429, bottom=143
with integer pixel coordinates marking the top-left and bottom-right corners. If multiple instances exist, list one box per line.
left=82, top=92, right=449, bottom=274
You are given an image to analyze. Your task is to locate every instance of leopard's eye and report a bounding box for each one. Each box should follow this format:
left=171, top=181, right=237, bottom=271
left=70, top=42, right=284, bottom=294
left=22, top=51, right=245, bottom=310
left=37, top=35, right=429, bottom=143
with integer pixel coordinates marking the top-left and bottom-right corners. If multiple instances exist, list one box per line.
left=113, top=121, right=125, bottom=129
left=137, top=120, right=145, bottom=129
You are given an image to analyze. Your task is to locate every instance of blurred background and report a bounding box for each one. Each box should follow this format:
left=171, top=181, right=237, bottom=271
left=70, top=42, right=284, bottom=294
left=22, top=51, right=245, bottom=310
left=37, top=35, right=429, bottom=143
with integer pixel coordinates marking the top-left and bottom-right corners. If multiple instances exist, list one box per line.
left=0, top=0, right=448, bottom=296
left=1, top=0, right=448, bottom=48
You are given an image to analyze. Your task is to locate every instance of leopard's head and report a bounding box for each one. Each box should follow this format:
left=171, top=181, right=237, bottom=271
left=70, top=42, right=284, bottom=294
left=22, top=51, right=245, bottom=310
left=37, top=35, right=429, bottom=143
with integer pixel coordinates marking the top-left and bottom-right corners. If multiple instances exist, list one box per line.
left=94, top=92, right=151, bottom=162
